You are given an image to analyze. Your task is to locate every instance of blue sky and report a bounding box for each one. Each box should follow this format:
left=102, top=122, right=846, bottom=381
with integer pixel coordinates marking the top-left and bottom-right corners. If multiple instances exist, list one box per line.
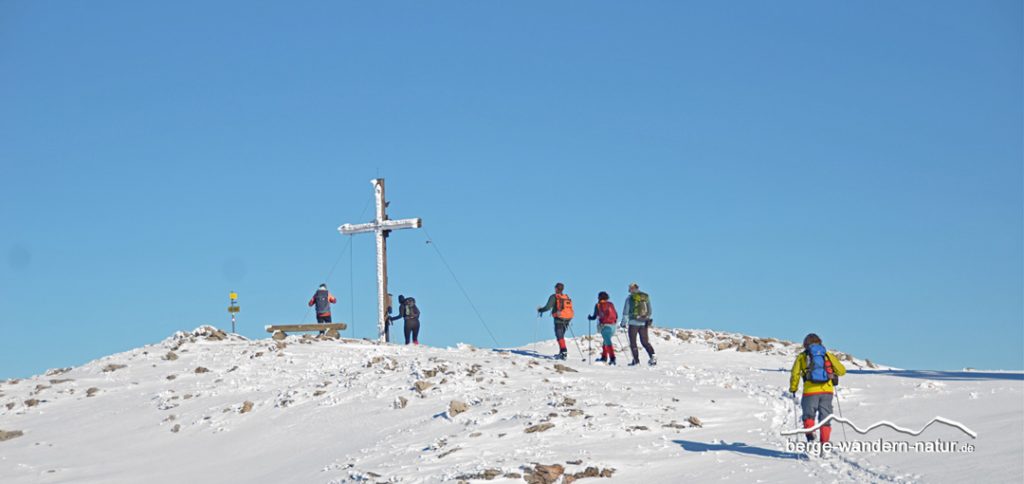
left=1, top=1, right=1021, bottom=378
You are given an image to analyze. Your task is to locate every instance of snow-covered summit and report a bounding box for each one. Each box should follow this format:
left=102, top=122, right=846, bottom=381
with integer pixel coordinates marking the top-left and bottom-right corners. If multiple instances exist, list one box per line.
left=0, top=326, right=1020, bottom=483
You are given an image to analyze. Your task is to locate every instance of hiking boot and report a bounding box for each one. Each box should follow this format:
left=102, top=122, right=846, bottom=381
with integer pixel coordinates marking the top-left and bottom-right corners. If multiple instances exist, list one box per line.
left=556, top=350, right=567, bottom=360
left=648, top=356, right=657, bottom=366
left=628, top=360, right=641, bottom=366
left=608, top=357, right=616, bottom=366
left=595, top=356, right=607, bottom=363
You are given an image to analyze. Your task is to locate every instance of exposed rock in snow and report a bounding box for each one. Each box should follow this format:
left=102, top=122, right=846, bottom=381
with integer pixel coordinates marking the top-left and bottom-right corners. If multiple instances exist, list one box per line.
left=101, top=364, right=127, bottom=373
left=524, top=423, right=555, bottom=434
left=448, top=400, right=469, bottom=417
left=0, top=429, right=24, bottom=442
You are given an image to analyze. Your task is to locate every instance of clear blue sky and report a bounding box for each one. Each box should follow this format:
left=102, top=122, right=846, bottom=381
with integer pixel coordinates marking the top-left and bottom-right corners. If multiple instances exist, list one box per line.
left=1, top=1, right=1021, bottom=378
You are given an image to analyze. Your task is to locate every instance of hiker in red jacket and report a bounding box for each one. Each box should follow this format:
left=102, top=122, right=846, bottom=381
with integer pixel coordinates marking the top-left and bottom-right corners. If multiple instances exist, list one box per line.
left=587, top=291, right=618, bottom=365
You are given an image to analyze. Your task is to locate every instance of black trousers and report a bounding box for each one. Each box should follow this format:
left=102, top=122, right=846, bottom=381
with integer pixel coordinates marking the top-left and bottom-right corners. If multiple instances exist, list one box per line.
left=404, top=320, right=420, bottom=344
left=628, top=324, right=655, bottom=362
left=317, top=314, right=331, bottom=335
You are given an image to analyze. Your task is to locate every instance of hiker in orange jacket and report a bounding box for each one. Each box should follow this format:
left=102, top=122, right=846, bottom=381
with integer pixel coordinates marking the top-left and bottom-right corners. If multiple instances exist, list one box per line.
left=537, top=282, right=574, bottom=360
left=789, top=333, right=847, bottom=443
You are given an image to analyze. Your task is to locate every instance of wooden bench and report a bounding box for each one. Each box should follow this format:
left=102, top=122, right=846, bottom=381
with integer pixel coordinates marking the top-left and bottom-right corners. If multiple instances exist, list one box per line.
left=265, top=323, right=348, bottom=340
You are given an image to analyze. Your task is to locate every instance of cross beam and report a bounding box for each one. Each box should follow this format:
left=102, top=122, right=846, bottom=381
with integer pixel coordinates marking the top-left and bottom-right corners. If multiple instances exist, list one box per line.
left=338, top=178, right=422, bottom=343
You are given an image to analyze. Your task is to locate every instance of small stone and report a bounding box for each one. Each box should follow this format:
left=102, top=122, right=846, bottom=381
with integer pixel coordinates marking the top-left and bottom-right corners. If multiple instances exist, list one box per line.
left=437, top=447, right=461, bottom=458
left=170, top=424, right=181, bottom=433
left=24, top=399, right=39, bottom=407
left=313, top=390, right=326, bottom=397
left=686, top=416, right=703, bottom=428
left=166, top=375, right=176, bottom=381
left=567, top=409, right=584, bottom=417
left=413, top=381, right=433, bottom=393
left=194, top=367, right=210, bottom=374
left=394, top=396, right=409, bottom=409
left=448, top=400, right=469, bottom=417
left=553, top=364, right=577, bottom=374
left=528, top=464, right=564, bottom=484
left=272, top=331, right=287, bottom=341
left=102, top=363, right=127, bottom=372
left=240, top=401, right=254, bottom=414
left=524, top=422, right=555, bottom=434
left=0, top=430, right=24, bottom=442
left=163, top=351, right=179, bottom=361
left=866, top=359, right=878, bottom=369
left=86, top=388, right=100, bottom=397
left=558, top=397, right=576, bottom=407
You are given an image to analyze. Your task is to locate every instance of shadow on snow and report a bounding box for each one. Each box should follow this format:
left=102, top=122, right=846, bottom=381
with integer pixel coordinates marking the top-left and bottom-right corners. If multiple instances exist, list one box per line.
left=497, top=349, right=559, bottom=360
left=673, top=440, right=807, bottom=460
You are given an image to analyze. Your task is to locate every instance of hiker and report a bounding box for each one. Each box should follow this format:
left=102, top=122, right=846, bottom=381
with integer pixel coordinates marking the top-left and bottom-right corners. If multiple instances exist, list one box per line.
left=620, top=282, right=656, bottom=366
left=537, top=282, right=574, bottom=360
left=587, top=291, right=618, bottom=365
left=389, top=295, right=421, bottom=345
left=789, top=333, right=847, bottom=444
left=308, top=284, right=337, bottom=334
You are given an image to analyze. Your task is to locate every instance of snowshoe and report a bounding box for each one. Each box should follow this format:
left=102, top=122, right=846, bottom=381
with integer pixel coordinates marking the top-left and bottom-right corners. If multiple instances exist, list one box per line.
left=648, top=356, right=657, bottom=366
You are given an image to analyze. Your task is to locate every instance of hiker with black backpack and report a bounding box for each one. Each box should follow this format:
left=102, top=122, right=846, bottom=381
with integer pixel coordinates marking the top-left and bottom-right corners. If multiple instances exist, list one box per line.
left=307, top=284, right=338, bottom=335
left=587, top=291, right=618, bottom=365
left=537, top=282, right=574, bottom=360
left=789, top=333, right=847, bottom=444
left=390, top=295, right=422, bottom=345
left=621, top=283, right=656, bottom=366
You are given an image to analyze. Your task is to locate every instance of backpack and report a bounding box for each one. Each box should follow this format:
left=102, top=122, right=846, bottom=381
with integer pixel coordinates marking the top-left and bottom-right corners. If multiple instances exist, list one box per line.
left=597, top=301, right=618, bottom=324
left=406, top=298, right=420, bottom=320
left=804, top=344, right=834, bottom=383
left=314, top=290, right=331, bottom=315
left=553, top=293, right=574, bottom=320
left=631, top=292, right=651, bottom=321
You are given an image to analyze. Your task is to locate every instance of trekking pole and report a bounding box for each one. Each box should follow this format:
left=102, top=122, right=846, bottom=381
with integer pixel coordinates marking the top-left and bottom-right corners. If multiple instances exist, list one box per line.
left=834, top=389, right=849, bottom=441
left=588, top=318, right=593, bottom=365
left=792, top=394, right=802, bottom=440
left=566, top=322, right=587, bottom=362
left=534, top=312, right=540, bottom=355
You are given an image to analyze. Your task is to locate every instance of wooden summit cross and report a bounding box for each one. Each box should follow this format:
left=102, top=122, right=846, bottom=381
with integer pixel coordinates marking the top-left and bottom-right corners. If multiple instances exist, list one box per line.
left=338, top=178, right=422, bottom=343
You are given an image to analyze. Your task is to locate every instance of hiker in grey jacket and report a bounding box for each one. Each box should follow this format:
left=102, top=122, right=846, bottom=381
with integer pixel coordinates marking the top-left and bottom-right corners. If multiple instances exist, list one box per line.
left=621, top=282, right=656, bottom=366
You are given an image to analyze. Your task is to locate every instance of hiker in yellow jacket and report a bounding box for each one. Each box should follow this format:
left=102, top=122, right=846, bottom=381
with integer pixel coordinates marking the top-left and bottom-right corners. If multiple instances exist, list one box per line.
left=789, top=333, right=847, bottom=443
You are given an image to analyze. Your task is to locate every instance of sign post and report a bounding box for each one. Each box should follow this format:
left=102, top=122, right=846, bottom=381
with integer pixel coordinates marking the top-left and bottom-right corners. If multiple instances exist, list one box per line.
left=228, top=291, right=240, bottom=333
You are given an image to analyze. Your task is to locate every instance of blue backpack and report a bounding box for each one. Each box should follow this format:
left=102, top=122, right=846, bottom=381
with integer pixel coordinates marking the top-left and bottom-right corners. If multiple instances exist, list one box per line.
left=804, top=344, right=834, bottom=383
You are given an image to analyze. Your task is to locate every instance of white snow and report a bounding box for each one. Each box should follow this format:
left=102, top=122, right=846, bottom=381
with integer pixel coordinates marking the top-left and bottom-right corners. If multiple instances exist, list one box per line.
left=0, top=326, right=1021, bottom=483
